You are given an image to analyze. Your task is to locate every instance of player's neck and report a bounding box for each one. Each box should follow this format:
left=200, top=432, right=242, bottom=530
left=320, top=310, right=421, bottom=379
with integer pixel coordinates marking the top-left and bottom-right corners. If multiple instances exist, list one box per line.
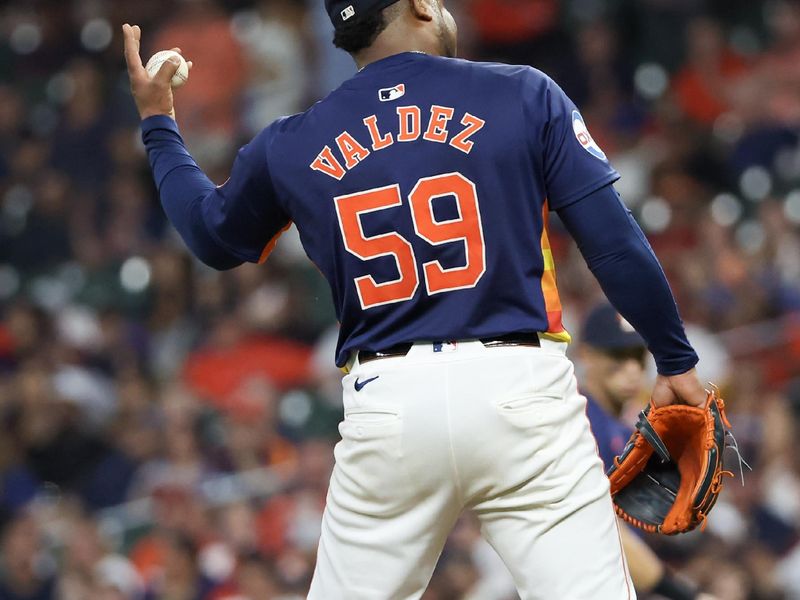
left=354, top=40, right=441, bottom=71
left=355, top=49, right=428, bottom=71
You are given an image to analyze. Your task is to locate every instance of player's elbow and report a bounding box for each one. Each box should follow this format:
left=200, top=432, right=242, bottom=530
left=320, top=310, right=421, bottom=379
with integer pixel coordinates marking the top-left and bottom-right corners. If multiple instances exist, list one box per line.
left=584, top=236, right=648, bottom=270
left=173, top=205, right=245, bottom=270
left=192, top=247, right=243, bottom=271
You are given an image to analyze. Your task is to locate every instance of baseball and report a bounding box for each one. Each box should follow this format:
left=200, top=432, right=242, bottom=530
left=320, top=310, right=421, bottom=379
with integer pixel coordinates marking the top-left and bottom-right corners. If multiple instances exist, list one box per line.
left=145, top=50, right=189, bottom=88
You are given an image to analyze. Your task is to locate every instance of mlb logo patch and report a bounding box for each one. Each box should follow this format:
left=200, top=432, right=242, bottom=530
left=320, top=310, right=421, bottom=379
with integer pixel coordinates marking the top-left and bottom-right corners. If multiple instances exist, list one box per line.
left=341, top=5, right=355, bottom=20
left=433, top=341, right=457, bottom=353
left=379, top=84, right=405, bottom=102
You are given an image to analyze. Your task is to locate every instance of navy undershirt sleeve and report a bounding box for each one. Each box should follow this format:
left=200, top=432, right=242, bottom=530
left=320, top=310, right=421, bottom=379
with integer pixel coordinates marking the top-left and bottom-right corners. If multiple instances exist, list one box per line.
left=556, top=184, right=698, bottom=375
left=141, top=115, right=290, bottom=270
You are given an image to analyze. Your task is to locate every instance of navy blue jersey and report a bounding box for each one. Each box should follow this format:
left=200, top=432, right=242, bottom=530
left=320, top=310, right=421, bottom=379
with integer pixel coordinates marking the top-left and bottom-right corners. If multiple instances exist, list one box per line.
left=584, top=394, right=632, bottom=472
left=195, top=52, right=620, bottom=366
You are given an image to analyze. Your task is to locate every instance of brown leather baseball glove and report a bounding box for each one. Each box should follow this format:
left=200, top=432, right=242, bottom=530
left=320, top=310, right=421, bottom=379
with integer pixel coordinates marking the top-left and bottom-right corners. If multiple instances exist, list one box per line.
left=606, top=387, right=736, bottom=535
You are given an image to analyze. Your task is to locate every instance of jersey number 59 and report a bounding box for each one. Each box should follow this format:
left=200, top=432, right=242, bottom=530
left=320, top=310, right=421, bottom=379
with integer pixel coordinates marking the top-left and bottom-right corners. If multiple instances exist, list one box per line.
left=335, top=172, right=486, bottom=310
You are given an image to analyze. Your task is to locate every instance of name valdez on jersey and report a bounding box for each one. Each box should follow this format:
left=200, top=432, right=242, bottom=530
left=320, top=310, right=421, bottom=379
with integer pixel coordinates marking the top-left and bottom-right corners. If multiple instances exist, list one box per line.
left=310, top=102, right=486, bottom=180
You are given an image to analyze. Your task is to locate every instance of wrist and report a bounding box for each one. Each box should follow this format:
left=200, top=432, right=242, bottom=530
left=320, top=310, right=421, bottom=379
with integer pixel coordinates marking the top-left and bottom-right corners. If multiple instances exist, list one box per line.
left=141, top=110, right=175, bottom=120
left=141, top=115, right=182, bottom=145
left=655, top=354, right=699, bottom=376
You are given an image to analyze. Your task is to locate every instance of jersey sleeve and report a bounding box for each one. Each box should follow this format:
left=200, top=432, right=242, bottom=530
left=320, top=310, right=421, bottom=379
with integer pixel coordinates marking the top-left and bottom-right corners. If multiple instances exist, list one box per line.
left=558, top=184, right=699, bottom=375
left=524, top=71, right=620, bottom=211
left=200, top=127, right=292, bottom=264
left=143, top=116, right=291, bottom=267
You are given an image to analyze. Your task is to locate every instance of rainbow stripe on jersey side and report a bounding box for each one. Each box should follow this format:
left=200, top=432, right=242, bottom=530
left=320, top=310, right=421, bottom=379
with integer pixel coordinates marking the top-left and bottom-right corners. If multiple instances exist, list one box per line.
left=539, top=202, right=571, bottom=343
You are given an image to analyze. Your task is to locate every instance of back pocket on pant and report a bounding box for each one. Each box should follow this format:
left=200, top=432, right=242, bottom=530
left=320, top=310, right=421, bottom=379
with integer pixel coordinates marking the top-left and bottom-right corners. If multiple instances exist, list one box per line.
left=495, top=394, right=564, bottom=429
left=342, top=405, right=402, bottom=436
left=333, top=405, right=412, bottom=509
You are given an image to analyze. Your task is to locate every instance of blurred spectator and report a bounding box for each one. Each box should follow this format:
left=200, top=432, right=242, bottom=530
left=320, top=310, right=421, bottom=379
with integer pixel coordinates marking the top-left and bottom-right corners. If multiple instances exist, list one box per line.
left=4, top=170, right=73, bottom=274
left=209, top=552, right=281, bottom=600
left=672, top=17, right=750, bottom=126
left=0, top=513, right=56, bottom=600
left=468, top=0, right=573, bottom=82
left=758, top=0, right=800, bottom=127
left=0, top=0, right=800, bottom=598
left=141, top=532, right=215, bottom=600
left=56, top=515, right=142, bottom=600
left=49, top=58, right=114, bottom=192
left=182, top=318, right=312, bottom=406
left=233, top=0, right=310, bottom=135
left=256, top=438, right=331, bottom=568
left=0, top=85, right=25, bottom=179
left=149, top=0, right=247, bottom=167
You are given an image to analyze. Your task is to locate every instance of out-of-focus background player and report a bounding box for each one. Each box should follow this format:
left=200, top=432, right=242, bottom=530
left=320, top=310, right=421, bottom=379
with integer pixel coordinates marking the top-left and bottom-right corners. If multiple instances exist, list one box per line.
left=579, top=303, right=717, bottom=600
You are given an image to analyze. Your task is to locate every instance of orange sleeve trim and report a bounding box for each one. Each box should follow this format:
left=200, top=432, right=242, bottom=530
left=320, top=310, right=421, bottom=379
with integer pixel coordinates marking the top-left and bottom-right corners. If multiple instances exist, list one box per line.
left=258, top=221, right=293, bottom=264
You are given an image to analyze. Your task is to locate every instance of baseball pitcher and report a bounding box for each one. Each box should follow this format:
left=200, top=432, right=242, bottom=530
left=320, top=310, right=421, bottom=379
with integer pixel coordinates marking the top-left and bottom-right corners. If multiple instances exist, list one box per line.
left=124, top=0, right=709, bottom=598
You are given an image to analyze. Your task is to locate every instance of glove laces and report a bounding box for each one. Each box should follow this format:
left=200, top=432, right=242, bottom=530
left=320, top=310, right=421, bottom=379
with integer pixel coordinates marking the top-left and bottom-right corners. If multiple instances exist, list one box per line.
left=711, top=385, right=751, bottom=486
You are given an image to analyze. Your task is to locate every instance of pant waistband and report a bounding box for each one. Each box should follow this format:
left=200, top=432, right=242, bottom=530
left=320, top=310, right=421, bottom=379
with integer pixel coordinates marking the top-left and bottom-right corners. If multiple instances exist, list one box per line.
left=357, top=332, right=541, bottom=365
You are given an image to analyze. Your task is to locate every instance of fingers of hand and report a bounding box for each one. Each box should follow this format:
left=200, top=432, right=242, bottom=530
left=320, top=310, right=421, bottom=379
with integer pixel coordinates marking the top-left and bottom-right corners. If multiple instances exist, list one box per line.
left=122, top=23, right=145, bottom=76
left=659, top=369, right=706, bottom=407
left=682, top=376, right=708, bottom=407
left=168, top=48, right=193, bottom=71
left=154, top=57, right=181, bottom=86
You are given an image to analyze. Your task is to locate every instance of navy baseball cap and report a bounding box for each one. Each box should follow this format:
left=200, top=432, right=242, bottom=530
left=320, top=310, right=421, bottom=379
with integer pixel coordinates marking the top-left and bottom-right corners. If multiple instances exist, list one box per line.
left=581, top=303, right=646, bottom=351
left=326, top=0, right=401, bottom=30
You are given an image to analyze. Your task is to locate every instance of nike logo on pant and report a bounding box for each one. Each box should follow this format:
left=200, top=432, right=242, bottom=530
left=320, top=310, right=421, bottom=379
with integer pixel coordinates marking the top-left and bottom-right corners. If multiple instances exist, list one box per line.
left=354, top=375, right=379, bottom=391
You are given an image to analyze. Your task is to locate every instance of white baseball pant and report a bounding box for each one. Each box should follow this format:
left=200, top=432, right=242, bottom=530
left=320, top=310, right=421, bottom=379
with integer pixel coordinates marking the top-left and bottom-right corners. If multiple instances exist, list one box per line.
left=308, top=339, right=635, bottom=600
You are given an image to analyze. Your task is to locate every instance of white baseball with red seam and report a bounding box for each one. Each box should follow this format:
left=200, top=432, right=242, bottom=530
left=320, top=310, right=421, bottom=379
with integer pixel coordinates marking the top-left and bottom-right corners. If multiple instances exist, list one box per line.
left=145, top=50, right=188, bottom=88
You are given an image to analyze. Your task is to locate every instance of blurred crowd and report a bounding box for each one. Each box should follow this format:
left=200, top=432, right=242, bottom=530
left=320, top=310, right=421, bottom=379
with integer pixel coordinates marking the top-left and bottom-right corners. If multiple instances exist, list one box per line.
left=2, top=0, right=800, bottom=598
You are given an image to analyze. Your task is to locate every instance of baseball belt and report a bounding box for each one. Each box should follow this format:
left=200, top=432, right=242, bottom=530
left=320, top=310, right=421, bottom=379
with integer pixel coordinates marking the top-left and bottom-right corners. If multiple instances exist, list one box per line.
left=358, top=332, right=541, bottom=365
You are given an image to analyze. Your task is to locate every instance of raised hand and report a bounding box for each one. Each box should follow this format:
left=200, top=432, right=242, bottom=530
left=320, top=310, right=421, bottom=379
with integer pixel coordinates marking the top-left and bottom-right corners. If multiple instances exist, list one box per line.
left=122, top=23, right=192, bottom=120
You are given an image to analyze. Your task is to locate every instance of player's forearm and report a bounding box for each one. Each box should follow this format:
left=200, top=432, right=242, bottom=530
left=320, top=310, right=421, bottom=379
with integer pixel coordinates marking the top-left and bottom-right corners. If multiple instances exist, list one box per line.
left=557, top=185, right=698, bottom=375
left=141, top=116, right=241, bottom=270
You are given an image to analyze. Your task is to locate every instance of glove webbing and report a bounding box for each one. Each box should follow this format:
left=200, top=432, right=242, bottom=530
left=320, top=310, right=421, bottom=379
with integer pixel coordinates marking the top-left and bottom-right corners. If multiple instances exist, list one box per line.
left=635, top=409, right=671, bottom=463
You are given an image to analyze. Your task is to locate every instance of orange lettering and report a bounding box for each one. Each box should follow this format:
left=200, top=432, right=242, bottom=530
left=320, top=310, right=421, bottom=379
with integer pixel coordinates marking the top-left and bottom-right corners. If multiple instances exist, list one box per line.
left=335, top=185, right=419, bottom=309
left=363, top=115, right=394, bottom=151
left=397, top=106, right=421, bottom=142
left=410, top=173, right=485, bottom=294
left=449, top=113, right=486, bottom=154
left=310, top=146, right=346, bottom=180
left=423, top=105, right=455, bottom=143
left=336, top=131, right=370, bottom=170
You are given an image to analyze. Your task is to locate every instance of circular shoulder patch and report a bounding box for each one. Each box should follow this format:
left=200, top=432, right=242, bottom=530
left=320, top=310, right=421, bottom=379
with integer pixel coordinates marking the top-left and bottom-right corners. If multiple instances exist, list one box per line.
left=571, top=110, right=607, bottom=160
